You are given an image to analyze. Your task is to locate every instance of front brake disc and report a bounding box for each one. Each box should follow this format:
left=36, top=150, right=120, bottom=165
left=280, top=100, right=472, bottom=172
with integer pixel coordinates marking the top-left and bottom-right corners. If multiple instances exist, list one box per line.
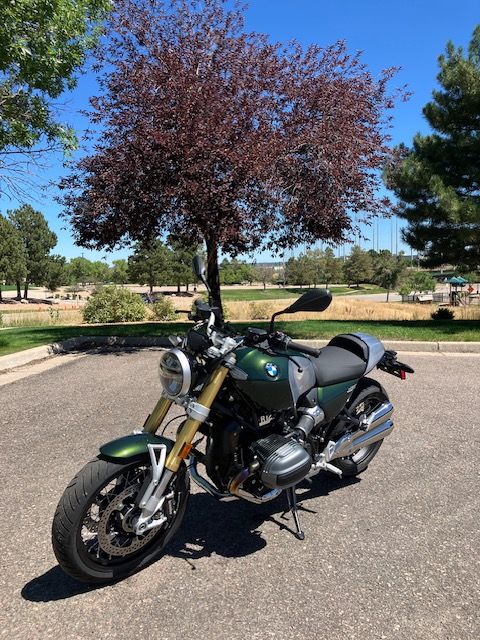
left=97, top=485, right=162, bottom=557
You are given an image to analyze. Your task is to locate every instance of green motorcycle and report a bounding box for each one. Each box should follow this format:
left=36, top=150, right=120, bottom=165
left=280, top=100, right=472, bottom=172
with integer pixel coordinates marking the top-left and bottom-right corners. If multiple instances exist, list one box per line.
left=52, top=256, right=413, bottom=584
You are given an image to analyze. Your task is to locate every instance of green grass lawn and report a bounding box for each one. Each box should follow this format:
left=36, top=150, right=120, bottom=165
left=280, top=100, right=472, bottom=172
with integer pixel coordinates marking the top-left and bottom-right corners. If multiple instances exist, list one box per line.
left=0, top=285, right=40, bottom=292
left=220, top=285, right=385, bottom=301
left=270, top=319, right=480, bottom=342
left=1, top=319, right=479, bottom=357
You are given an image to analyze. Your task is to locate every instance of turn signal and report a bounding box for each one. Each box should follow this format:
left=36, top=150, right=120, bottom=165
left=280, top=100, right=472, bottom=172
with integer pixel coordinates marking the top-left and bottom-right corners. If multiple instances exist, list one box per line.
left=179, top=443, right=193, bottom=459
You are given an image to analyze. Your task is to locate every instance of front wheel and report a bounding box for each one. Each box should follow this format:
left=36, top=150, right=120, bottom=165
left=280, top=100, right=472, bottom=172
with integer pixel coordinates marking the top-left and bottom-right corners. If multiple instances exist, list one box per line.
left=52, top=456, right=189, bottom=584
left=332, top=378, right=389, bottom=477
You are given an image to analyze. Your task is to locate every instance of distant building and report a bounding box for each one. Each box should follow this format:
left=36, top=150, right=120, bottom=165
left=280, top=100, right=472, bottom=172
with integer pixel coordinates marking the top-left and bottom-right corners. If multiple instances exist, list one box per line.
left=253, top=261, right=284, bottom=273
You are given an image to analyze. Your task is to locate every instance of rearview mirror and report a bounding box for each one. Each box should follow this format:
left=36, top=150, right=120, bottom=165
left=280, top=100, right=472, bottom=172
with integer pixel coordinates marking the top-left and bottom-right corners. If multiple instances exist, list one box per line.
left=283, top=289, right=332, bottom=314
left=193, top=256, right=206, bottom=280
left=192, top=255, right=211, bottom=297
left=269, top=288, right=332, bottom=332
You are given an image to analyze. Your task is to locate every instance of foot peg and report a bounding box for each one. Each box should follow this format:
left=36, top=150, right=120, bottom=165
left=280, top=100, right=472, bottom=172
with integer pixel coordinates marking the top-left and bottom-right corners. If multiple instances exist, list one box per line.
left=357, top=412, right=368, bottom=431
left=286, top=486, right=305, bottom=540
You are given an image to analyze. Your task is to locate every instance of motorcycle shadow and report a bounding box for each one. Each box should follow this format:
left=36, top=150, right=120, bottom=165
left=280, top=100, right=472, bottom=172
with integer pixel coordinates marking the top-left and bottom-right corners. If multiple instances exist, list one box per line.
left=21, top=473, right=358, bottom=602
left=167, top=472, right=359, bottom=563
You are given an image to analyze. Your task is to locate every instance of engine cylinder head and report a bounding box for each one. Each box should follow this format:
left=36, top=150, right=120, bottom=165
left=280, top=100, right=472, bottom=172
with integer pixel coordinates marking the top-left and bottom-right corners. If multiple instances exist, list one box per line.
left=251, top=434, right=311, bottom=489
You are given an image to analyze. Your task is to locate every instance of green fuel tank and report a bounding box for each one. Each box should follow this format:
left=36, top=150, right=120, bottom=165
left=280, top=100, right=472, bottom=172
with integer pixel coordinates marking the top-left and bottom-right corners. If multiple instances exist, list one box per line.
left=233, top=346, right=358, bottom=420
left=233, top=346, right=312, bottom=410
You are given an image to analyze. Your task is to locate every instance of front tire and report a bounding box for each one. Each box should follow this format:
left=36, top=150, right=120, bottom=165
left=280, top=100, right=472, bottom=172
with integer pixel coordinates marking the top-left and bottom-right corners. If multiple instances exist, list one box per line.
left=52, top=456, right=189, bottom=584
left=332, top=378, right=389, bottom=477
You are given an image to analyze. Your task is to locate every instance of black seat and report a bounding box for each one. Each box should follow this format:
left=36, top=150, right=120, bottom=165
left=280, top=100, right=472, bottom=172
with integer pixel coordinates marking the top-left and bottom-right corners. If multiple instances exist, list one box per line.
left=308, top=346, right=367, bottom=387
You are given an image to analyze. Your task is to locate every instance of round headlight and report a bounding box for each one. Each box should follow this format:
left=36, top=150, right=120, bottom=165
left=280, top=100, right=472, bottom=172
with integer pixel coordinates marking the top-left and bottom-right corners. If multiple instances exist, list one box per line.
left=158, top=348, right=192, bottom=397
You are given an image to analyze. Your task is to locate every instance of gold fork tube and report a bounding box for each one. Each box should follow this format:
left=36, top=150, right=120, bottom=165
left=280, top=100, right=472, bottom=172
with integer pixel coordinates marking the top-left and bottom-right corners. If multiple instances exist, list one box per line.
left=143, top=396, right=173, bottom=434
left=165, top=365, right=230, bottom=472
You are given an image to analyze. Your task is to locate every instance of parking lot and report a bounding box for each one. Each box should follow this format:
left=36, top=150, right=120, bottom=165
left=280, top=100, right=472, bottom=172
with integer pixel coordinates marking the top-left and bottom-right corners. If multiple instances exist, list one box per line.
left=0, top=349, right=479, bottom=639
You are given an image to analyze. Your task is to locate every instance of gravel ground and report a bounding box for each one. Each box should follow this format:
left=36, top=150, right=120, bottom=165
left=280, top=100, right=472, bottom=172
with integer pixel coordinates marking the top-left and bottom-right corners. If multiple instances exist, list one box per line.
left=0, top=349, right=479, bottom=640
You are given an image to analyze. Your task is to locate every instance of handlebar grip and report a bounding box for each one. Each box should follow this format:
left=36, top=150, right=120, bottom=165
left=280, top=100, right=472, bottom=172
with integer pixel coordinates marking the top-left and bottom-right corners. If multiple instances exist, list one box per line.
left=288, top=340, right=322, bottom=357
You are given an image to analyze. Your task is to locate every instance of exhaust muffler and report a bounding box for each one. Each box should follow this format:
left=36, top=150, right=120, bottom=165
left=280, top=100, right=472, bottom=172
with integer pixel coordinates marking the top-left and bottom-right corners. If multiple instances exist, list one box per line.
left=325, top=402, right=394, bottom=462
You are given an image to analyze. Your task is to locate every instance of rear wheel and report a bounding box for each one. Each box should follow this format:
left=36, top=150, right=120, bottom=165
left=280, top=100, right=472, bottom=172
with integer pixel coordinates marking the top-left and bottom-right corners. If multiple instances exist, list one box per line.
left=332, top=379, right=389, bottom=477
left=52, top=456, right=189, bottom=584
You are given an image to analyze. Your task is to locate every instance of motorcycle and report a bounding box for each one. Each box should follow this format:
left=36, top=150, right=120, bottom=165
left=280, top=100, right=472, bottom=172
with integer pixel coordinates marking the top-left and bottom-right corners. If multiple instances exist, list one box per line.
left=52, top=256, right=414, bottom=584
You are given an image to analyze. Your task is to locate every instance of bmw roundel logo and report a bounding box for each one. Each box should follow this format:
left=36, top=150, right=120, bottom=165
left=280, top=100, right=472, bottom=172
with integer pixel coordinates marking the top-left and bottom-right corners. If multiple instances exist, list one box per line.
left=265, top=362, right=279, bottom=378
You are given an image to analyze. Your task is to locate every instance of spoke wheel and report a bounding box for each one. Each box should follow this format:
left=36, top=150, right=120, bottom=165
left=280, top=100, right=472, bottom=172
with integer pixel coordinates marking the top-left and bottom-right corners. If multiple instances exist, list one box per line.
left=332, top=379, right=390, bottom=477
left=52, top=456, right=189, bottom=584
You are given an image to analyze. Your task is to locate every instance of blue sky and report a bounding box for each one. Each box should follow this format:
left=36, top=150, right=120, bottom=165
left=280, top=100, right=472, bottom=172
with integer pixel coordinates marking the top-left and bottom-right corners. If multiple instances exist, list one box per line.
left=2, top=0, right=478, bottom=263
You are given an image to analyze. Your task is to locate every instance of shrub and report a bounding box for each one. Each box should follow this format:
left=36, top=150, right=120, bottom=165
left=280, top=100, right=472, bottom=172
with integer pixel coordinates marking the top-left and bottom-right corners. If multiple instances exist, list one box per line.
left=152, top=296, right=177, bottom=321
left=83, top=286, right=146, bottom=324
left=431, top=307, right=455, bottom=320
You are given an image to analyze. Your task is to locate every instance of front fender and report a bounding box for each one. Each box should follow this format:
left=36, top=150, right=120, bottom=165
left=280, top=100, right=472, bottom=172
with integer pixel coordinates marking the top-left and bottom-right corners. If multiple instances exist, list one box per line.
left=99, top=432, right=174, bottom=462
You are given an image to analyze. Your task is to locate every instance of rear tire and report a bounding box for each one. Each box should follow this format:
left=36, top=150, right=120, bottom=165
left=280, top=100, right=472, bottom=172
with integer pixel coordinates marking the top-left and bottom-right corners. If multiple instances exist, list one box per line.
left=52, top=456, right=189, bottom=584
left=332, top=378, right=389, bottom=477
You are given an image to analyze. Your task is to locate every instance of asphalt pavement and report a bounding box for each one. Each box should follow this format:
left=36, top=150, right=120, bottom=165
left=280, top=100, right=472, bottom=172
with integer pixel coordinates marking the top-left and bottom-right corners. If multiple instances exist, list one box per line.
left=0, top=349, right=479, bottom=640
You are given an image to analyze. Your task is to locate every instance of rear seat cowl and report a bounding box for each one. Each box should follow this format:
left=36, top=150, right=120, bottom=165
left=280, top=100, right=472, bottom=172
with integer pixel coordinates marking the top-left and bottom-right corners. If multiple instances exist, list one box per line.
left=328, top=334, right=369, bottom=361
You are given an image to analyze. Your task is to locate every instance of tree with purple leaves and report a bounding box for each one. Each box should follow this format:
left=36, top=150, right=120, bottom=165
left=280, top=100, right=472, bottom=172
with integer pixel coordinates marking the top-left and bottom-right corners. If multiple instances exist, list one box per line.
left=60, top=0, right=402, bottom=310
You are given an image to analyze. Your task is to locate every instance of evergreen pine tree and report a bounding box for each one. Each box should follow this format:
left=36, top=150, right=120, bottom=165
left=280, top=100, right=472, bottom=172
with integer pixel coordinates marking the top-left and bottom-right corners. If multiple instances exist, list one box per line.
left=8, top=205, right=57, bottom=298
left=386, top=26, right=480, bottom=270
left=0, top=214, right=26, bottom=300
left=127, top=240, right=172, bottom=294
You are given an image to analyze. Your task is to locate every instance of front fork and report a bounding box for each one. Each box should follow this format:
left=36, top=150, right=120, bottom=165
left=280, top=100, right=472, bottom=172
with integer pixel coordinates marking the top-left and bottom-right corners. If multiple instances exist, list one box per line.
left=134, top=365, right=230, bottom=534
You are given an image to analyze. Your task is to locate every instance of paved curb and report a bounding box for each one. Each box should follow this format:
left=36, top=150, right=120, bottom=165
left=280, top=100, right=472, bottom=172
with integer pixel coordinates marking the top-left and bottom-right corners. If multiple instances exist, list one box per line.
left=1, top=335, right=480, bottom=374
left=0, top=335, right=171, bottom=373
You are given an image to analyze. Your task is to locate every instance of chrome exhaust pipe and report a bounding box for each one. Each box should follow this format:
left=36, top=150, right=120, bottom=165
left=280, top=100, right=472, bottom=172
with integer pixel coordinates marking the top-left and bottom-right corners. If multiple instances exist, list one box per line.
left=325, top=402, right=394, bottom=462
left=229, top=466, right=282, bottom=504
left=189, top=457, right=281, bottom=503
left=187, top=457, right=231, bottom=498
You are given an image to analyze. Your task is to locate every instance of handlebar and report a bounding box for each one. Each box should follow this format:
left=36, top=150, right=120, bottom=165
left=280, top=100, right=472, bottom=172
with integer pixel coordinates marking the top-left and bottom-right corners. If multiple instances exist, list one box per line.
left=268, top=331, right=322, bottom=358
left=287, top=340, right=322, bottom=358
left=187, top=320, right=322, bottom=359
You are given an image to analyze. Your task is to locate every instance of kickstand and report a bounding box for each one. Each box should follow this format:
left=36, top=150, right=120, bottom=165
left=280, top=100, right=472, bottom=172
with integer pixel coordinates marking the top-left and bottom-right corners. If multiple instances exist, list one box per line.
left=286, top=486, right=305, bottom=540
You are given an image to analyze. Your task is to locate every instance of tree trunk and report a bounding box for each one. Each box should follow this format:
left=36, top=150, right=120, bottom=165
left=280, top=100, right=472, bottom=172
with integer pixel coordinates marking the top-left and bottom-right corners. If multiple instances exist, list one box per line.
left=0, top=286, right=2, bottom=302
left=149, top=283, right=153, bottom=294
left=16, top=281, right=21, bottom=299
left=386, top=287, right=390, bottom=302
left=205, top=236, right=223, bottom=314
left=263, top=281, right=266, bottom=290
left=177, top=283, right=181, bottom=293
left=23, top=281, right=29, bottom=299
